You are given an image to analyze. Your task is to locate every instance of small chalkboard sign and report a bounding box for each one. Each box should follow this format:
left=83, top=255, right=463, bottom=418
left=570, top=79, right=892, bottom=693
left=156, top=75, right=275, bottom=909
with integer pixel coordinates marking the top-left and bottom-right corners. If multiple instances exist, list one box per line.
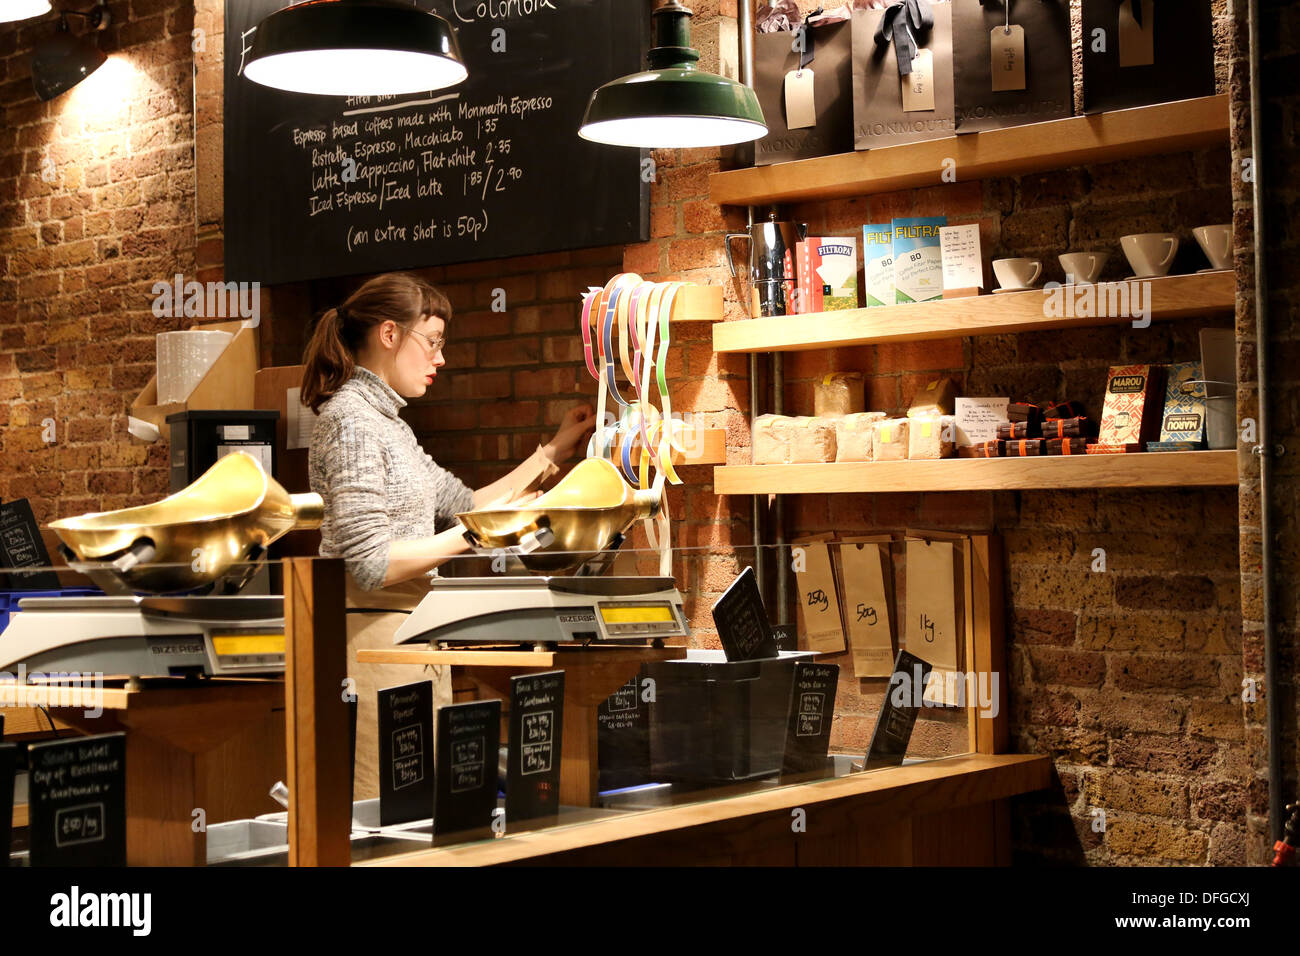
left=772, top=624, right=798, bottom=653
left=27, top=732, right=126, bottom=867
left=781, top=662, right=840, bottom=775
left=0, top=499, right=60, bottom=591
left=597, top=671, right=651, bottom=792
left=433, top=699, right=501, bottom=845
left=506, top=670, right=565, bottom=823
left=864, top=650, right=933, bottom=771
left=0, top=742, right=15, bottom=868
left=712, top=566, right=779, bottom=662
left=378, top=680, right=434, bottom=827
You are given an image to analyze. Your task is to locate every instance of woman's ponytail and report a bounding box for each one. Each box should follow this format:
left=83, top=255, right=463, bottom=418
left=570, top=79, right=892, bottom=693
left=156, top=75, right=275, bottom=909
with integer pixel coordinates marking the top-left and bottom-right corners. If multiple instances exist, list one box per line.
left=299, top=272, right=452, bottom=413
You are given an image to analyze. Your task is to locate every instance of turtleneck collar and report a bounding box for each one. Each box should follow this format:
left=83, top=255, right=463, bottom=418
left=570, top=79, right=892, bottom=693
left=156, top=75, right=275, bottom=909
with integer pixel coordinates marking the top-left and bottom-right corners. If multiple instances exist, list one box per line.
left=348, top=365, right=406, bottom=420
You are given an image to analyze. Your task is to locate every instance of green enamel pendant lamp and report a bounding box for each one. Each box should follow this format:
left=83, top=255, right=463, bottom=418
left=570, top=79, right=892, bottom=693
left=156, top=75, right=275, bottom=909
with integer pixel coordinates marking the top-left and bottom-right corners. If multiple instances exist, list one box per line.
left=242, top=0, right=466, bottom=97
left=579, top=1, right=766, bottom=149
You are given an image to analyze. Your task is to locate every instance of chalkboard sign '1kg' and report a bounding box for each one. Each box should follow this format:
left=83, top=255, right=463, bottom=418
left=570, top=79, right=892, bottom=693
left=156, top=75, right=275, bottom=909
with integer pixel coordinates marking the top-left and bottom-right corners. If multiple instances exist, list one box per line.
left=434, top=698, right=501, bottom=845
left=223, top=0, right=652, bottom=285
left=712, top=566, right=779, bottom=662
left=864, top=650, right=933, bottom=771
left=27, top=732, right=127, bottom=867
left=506, top=670, right=565, bottom=823
left=378, top=680, right=435, bottom=827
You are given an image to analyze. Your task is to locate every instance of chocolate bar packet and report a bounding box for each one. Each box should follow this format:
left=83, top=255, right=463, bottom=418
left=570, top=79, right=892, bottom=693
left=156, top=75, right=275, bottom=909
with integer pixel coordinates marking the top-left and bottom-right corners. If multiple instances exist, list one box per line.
left=1007, top=402, right=1042, bottom=425
left=1040, top=417, right=1096, bottom=439
left=996, top=421, right=1042, bottom=440
left=1045, top=437, right=1089, bottom=455
left=1005, top=439, right=1043, bottom=457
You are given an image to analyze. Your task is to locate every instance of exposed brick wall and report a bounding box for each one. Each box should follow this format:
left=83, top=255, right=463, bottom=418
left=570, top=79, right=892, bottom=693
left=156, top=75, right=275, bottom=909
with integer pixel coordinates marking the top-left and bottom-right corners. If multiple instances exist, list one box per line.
left=0, top=0, right=196, bottom=513
left=0, top=0, right=1279, bottom=868
left=1229, top=0, right=1300, bottom=866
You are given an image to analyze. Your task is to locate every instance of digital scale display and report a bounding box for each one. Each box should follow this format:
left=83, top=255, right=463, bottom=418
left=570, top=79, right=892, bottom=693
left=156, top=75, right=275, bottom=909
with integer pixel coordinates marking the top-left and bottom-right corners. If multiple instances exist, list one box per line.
left=597, top=602, right=680, bottom=637
left=211, top=631, right=285, bottom=669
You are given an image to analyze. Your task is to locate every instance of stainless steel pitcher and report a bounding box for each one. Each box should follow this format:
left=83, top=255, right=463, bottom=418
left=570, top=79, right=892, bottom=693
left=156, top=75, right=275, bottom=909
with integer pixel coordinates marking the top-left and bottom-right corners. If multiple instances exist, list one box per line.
left=725, top=211, right=808, bottom=318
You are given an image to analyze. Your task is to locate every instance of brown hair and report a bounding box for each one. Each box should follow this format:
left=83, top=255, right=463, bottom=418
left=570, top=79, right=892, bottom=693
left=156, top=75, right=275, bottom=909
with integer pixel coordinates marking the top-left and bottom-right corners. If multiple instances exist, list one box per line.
left=300, top=272, right=451, bottom=412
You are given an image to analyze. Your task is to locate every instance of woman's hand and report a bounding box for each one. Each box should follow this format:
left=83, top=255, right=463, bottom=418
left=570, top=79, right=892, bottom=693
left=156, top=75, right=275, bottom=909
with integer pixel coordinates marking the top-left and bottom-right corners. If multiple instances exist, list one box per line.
left=544, top=403, right=598, bottom=462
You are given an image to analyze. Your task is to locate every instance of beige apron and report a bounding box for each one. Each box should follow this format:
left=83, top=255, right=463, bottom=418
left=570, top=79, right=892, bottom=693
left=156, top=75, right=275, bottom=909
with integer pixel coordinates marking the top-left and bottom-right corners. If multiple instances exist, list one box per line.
left=345, top=577, right=451, bottom=802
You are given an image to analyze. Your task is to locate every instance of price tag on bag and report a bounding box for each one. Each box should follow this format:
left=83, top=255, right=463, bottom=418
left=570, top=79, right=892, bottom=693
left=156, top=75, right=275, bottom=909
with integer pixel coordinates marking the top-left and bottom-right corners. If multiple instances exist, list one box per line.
left=990, top=24, right=1026, bottom=91
left=784, top=68, right=817, bottom=130
left=1119, top=0, right=1155, bottom=68
left=900, top=49, right=936, bottom=113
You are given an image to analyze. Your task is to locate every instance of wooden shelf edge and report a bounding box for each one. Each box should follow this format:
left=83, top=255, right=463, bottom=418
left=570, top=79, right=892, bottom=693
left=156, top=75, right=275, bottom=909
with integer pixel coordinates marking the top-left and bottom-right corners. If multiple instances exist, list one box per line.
left=713, top=272, right=1234, bottom=353
left=710, top=95, right=1229, bottom=206
left=670, top=284, right=724, bottom=322
left=712, top=451, right=1240, bottom=495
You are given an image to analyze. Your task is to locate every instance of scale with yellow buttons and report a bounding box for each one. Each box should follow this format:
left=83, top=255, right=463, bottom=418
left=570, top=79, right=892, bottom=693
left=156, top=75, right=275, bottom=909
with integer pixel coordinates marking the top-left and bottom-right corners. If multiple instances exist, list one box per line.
left=394, top=576, right=689, bottom=648
left=0, top=595, right=285, bottom=678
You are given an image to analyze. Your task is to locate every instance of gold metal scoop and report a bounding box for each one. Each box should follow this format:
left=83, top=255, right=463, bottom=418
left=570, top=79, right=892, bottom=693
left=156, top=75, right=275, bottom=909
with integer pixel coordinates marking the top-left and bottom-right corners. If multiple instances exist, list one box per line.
left=50, top=452, right=323, bottom=593
left=457, top=458, right=660, bottom=574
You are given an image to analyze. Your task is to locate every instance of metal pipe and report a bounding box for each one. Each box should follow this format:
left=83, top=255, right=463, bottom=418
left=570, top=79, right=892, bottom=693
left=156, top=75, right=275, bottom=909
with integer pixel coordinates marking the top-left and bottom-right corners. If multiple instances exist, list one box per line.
left=738, top=0, right=768, bottom=598
left=1247, top=0, right=1283, bottom=843
left=773, top=352, right=789, bottom=626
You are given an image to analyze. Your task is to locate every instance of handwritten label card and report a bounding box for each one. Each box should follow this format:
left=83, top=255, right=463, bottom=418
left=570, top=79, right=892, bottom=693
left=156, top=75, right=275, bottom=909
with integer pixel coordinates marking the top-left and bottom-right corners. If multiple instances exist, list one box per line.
left=597, top=672, right=651, bottom=791
left=712, top=566, right=779, bottom=662
left=28, top=733, right=126, bottom=867
left=954, top=397, right=1011, bottom=446
left=434, top=699, right=501, bottom=845
left=865, top=650, right=933, bottom=770
left=0, top=499, right=60, bottom=590
left=782, top=662, right=840, bottom=775
left=378, top=680, right=434, bottom=827
left=506, top=670, right=565, bottom=823
left=939, top=224, right=984, bottom=292
left=794, top=535, right=846, bottom=654
left=0, top=742, right=14, bottom=868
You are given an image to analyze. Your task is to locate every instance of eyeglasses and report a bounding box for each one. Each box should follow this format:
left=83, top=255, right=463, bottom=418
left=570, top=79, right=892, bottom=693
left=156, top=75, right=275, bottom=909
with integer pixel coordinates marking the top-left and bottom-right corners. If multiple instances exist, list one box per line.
left=401, top=325, right=445, bottom=356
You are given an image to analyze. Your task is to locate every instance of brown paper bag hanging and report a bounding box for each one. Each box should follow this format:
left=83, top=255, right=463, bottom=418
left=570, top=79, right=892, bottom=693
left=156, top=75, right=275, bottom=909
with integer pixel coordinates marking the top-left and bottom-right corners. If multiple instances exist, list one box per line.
left=793, top=534, right=847, bottom=654
left=852, top=1, right=957, bottom=151
left=838, top=536, right=898, bottom=678
left=1080, top=0, right=1214, bottom=114
left=951, top=0, right=1073, bottom=133
left=903, top=536, right=961, bottom=671
left=754, top=18, right=856, bottom=165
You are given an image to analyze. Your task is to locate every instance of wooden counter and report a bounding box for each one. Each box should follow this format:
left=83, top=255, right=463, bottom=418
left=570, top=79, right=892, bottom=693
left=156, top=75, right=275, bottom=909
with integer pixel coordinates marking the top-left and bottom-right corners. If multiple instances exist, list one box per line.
left=358, top=752, right=1052, bottom=867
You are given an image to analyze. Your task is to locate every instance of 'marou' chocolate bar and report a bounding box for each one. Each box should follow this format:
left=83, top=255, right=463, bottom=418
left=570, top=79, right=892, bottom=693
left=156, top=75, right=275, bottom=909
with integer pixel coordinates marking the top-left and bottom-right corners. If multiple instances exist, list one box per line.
left=1089, top=365, right=1163, bottom=454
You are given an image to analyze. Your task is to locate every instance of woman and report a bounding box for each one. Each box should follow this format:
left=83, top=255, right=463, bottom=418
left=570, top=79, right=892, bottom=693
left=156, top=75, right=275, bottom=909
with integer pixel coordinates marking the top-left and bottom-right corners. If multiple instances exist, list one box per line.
left=301, top=272, right=596, bottom=799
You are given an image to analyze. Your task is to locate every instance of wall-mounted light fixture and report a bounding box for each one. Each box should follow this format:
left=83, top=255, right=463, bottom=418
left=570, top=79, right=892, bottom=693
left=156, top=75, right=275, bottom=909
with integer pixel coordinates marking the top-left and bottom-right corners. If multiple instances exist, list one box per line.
left=2, top=0, right=53, bottom=25
left=242, top=0, right=467, bottom=97
left=579, top=1, right=766, bottom=149
left=31, top=1, right=111, bottom=101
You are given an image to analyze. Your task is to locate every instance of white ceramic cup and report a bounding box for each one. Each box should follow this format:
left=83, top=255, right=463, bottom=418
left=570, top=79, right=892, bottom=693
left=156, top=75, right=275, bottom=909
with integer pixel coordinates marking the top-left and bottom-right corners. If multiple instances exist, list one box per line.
left=992, top=258, right=1042, bottom=290
left=1120, top=233, right=1179, bottom=278
left=1193, top=223, right=1232, bottom=270
left=1059, top=252, right=1109, bottom=284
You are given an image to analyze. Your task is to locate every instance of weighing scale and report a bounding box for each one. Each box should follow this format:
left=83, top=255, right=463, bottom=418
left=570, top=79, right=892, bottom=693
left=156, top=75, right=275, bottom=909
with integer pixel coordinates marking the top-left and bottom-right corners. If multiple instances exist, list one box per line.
left=394, top=575, right=690, bottom=648
left=0, top=595, right=285, bottom=678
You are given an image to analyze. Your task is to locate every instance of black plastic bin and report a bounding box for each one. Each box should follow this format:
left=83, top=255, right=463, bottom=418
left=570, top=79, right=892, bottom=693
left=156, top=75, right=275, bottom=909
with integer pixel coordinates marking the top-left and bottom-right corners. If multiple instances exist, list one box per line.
left=644, top=650, right=815, bottom=788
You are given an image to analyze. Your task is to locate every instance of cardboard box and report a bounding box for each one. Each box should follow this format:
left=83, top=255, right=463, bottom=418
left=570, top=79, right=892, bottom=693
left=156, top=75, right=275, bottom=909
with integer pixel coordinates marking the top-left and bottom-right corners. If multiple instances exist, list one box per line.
left=862, top=223, right=895, bottom=306
left=798, top=237, right=859, bottom=312
left=130, top=319, right=259, bottom=437
left=892, top=217, right=946, bottom=303
left=1097, top=364, right=1164, bottom=449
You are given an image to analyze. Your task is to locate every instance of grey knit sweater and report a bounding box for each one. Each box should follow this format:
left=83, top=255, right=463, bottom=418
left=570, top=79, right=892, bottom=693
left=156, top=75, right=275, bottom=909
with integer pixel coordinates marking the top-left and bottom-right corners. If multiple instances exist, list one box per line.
left=309, top=366, right=475, bottom=591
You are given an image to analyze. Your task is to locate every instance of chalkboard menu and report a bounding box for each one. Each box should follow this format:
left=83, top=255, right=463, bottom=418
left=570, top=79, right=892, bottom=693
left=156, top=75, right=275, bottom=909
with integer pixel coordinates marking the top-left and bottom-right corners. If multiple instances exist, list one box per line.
left=433, top=699, right=501, bottom=845
left=506, top=670, right=564, bottom=822
left=27, top=733, right=127, bottom=867
left=781, top=661, right=839, bottom=775
left=0, top=743, right=15, bottom=868
left=864, top=651, right=933, bottom=771
left=223, top=0, right=651, bottom=285
left=712, top=566, right=779, bottom=662
left=597, top=671, right=651, bottom=792
left=378, top=680, right=434, bottom=827
left=0, top=499, right=59, bottom=590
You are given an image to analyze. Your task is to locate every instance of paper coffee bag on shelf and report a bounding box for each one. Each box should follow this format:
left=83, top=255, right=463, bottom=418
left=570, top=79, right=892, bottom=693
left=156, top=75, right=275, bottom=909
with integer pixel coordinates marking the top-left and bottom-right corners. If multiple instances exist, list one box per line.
left=814, top=372, right=866, bottom=417
left=790, top=416, right=838, bottom=463
left=872, top=417, right=910, bottom=461
left=908, top=414, right=956, bottom=460
left=835, top=411, right=888, bottom=462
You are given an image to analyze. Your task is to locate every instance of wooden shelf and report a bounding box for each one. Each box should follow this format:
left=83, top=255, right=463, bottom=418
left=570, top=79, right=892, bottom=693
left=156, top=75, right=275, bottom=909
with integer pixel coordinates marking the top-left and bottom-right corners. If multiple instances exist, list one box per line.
left=713, top=272, right=1233, bottom=353
left=709, top=95, right=1229, bottom=206
left=712, top=451, right=1238, bottom=495
left=671, top=283, right=723, bottom=322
